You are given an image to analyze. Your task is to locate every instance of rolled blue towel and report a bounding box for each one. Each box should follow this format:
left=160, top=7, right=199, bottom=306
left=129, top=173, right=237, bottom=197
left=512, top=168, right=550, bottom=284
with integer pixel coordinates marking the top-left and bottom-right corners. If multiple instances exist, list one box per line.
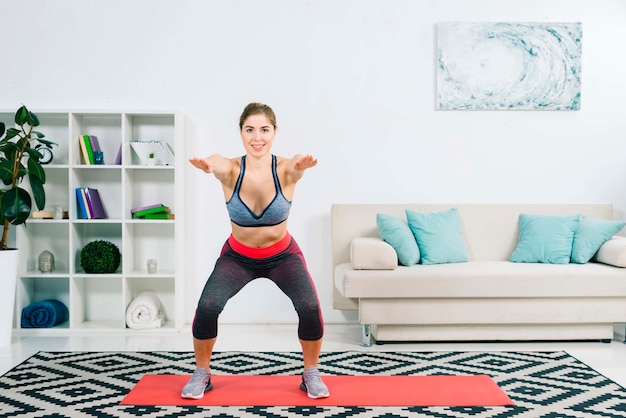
left=21, top=299, right=69, bottom=328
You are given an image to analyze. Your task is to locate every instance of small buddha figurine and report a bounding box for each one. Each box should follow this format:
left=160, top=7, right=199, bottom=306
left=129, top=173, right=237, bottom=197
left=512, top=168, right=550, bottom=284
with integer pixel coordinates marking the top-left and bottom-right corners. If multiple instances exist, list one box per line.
left=38, top=250, right=55, bottom=273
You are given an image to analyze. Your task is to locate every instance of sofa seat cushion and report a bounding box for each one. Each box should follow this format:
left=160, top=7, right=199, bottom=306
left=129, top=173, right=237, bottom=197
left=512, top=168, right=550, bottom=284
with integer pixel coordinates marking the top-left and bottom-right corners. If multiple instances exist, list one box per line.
left=335, top=261, right=626, bottom=299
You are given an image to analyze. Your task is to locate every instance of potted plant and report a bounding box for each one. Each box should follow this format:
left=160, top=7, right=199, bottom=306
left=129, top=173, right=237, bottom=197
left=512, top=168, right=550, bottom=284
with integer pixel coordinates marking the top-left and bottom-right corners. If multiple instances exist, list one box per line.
left=0, top=105, right=56, bottom=346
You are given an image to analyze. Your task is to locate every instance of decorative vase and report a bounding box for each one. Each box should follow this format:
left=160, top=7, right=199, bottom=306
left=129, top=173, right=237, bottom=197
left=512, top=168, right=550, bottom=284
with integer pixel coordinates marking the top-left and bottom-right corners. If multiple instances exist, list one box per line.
left=0, top=249, right=19, bottom=346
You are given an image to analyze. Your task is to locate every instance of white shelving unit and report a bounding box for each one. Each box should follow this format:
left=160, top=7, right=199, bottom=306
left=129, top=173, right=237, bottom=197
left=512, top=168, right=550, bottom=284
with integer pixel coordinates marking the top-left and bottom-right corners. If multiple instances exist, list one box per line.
left=3, top=110, right=185, bottom=333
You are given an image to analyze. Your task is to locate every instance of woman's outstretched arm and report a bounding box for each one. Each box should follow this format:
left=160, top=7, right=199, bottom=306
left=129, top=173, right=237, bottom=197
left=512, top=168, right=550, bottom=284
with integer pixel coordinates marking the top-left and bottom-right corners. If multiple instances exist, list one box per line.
left=189, top=154, right=234, bottom=182
left=286, top=154, right=318, bottom=183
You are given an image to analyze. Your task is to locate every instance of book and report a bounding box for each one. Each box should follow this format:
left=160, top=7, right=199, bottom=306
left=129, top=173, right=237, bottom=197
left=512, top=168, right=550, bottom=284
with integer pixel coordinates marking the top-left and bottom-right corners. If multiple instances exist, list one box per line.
left=82, top=135, right=95, bottom=164
left=162, top=141, right=175, bottom=165
left=131, top=204, right=170, bottom=218
left=80, top=188, right=92, bottom=218
left=89, top=135, right=104, bottom=164
left=78, top=135, right=90, bottom=164
left=89, top=135, right=101, bottom=152
left=132, top=206, right=170, bottom=218
left=83, top=189, right=94, bottom=218
left=114, top=143, right=122, bottom=165
left=153, top=140, right=174, bottom=165
left=129, top=141, right=148, bottom=165
left=141, top=212, right=175, bottom=220
left=84, top=187, right=107, bottom=219
left=153, top=141, right=167, bottom=165
left=32, top=211, right=54, bottom=219
left=129, top=140, right=175, bottom=166
left=130, top=203, right=165, bottom=214
left=32, top=210, right=69, bottom=219
left=75, top=188, right=88, bottom=219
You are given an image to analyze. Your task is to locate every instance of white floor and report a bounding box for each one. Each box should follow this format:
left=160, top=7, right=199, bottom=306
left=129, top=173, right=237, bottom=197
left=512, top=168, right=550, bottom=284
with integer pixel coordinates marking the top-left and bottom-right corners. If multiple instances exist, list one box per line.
left=2, top=323, right=626, bottom=388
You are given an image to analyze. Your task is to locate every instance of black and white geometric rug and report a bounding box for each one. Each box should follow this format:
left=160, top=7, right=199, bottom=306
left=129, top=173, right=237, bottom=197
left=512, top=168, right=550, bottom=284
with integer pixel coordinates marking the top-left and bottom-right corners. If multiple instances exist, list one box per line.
left=1, top=351, right=625, bottom=417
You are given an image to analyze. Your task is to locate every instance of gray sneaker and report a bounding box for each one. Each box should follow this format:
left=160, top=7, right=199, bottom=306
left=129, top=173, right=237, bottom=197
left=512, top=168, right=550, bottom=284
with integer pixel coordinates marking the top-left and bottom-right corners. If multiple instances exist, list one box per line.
left=181, top=368, right=213, bottom=399
left=300, top=367, right=330, bottom=399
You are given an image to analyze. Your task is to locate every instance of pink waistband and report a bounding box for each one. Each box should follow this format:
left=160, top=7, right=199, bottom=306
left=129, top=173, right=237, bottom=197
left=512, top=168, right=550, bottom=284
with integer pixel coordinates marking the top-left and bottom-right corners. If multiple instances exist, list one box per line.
left=227, top=233, right=292, bottom=258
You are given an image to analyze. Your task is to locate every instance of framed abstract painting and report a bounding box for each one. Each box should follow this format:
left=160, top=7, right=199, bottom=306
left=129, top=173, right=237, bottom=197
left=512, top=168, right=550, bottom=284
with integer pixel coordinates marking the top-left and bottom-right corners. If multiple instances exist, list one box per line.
left=436, top=22, right=582, bottom=110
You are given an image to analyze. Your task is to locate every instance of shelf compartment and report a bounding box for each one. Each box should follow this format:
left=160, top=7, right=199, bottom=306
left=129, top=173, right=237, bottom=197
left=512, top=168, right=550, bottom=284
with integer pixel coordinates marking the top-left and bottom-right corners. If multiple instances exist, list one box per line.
left=72, top=167, right=123, bottom=220
left=70, top=113, right=123, bottom=166
left=124, top=168, right=175, bottom=219
left=38, top=167, right=70, bottom=212
left=72, top=223, right=123, bottom=274
left=124, top=277, right=176, bottom=329
left=70, top=276, right=124, bottom=329
left=0, top=111, right=70, bottom=166
left=17, top=167, right=69, bottom=224
left=123, top=222, right=175, bottom=274
left=38, top=113, right=71, bottom=165
left=124, top=113, right=175, bottom=167
left=16, top=276, right=70, bottom=330
left=17, top=222, right=70, bottom=275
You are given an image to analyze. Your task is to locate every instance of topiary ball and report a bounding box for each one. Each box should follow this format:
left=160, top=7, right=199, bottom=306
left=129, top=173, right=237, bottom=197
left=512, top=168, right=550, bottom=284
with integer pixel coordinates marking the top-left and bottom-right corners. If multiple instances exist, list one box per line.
left=80, top=240, right=121, bottom=273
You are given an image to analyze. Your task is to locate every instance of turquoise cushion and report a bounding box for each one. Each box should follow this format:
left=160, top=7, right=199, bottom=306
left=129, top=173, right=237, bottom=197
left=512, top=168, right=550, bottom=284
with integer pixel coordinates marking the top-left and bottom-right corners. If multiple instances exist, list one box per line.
left=405, top=208, right=468, bottom=265
left=571, top=216, right=626, bottom=264
left=376, top=213, right=420, bottom=266
left=509, top=214, right=580, bottom=264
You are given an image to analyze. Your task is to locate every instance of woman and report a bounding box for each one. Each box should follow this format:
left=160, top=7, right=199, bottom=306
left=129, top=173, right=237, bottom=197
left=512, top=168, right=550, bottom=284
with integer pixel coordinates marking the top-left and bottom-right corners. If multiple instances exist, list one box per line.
left=183, top=102, right=329, bottom=399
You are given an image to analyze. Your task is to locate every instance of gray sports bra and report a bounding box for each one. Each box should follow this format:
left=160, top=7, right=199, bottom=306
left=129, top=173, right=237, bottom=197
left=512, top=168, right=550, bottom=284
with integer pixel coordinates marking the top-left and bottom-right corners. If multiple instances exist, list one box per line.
left=226, top=155, right=292, bottom=227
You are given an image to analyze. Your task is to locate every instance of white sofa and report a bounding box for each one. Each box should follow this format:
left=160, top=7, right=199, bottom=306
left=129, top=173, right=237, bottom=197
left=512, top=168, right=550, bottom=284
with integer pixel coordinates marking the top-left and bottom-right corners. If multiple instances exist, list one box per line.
left=331, top=203, right=626, bottom=346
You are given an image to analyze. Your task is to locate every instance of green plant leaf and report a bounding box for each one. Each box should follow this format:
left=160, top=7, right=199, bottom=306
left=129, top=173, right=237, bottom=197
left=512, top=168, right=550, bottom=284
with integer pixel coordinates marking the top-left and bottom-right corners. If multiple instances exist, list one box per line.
left=13, top=106, right=39, bottom=127
left=26, top=147, right=44, bottom=162
left=0, top=159, right=18, bottom=185
left=0, top=190, right=5, bottom=225
left=37, top=139, right=56, bottom=147
left=3, top=128, right=21, bottom=141
left=27, top=157, right=46, bottom=183
left=31, top=131, right=45, bottom=139
left=0, top=122, right=5, bottom=138
left=0, top=141, right=20, bottom=157
left=0, top=159, right=26, bottom=185
left=29, top=174, right=45, bottom=210
left=15, top=105, right=29, bottom=125
left=1, top=186, right=31, bottom=225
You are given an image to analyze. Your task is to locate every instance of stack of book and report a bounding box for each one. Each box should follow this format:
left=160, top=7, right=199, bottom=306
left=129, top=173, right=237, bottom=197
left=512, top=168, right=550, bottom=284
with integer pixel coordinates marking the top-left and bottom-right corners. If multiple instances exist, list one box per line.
left=131, top=203, right=174, bottom=220
left=32, top=210, right=69, bottom=219
left=129, top=140, right=175, bottom=166
left=78, top=135, right=102, bottom=165
left=75, top=187, right=107, bottom=219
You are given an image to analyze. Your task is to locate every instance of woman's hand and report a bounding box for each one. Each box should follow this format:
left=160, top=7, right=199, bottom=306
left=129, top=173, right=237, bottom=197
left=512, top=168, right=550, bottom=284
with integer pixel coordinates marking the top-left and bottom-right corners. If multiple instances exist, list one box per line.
left=189, top=154, right=234, bottom=182
left=292, top=154, right=318, bottom=171
left=286, top=154, right=317, bottom=183
left=189, top=157, right=213, bottom=173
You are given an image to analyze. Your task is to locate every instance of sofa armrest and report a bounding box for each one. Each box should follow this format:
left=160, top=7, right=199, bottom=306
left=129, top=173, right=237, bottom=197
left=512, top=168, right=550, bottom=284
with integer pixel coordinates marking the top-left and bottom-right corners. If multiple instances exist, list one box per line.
left=596, top=236, right=626, bottom=267
left=350, top=237, right=398, bottom=270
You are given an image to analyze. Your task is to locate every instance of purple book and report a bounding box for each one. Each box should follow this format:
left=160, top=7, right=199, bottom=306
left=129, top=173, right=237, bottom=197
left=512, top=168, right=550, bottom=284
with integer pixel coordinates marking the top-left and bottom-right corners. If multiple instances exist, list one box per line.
left=131, top=203, right=164, bottom=214
left=89, top=135, right=101, bottom=152
left=84, top=188, right=107, bottom=219
left=114, top=143, right=122, bottom=165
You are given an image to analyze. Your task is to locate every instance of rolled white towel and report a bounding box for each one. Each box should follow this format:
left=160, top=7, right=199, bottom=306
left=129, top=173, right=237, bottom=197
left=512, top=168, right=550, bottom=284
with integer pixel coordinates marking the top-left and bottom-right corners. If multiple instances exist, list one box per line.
left=125, top=291, right=165, bottom=330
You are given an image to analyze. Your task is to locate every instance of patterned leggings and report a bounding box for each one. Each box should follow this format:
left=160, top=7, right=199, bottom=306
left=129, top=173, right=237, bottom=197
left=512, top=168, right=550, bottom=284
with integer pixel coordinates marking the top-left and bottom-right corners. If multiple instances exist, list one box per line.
left=192, top=234, right=324, bottom=341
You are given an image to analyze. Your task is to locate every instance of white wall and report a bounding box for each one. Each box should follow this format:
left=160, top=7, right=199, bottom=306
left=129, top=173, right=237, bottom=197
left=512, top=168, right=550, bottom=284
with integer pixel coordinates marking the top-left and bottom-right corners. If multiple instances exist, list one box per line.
left=2, top=0, right=625, bottom=327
